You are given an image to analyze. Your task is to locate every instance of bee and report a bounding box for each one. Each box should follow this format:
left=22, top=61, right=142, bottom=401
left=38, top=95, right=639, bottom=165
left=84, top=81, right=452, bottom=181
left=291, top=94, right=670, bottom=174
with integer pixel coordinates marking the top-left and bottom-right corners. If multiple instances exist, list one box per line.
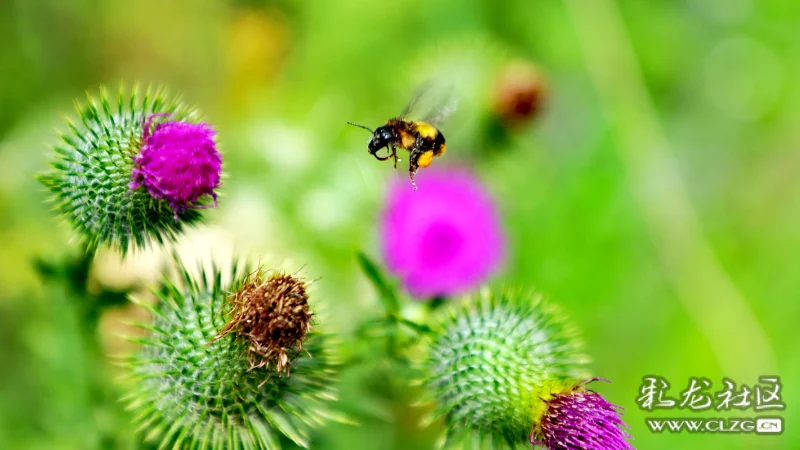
left=348, top=83, right=454, bottom=189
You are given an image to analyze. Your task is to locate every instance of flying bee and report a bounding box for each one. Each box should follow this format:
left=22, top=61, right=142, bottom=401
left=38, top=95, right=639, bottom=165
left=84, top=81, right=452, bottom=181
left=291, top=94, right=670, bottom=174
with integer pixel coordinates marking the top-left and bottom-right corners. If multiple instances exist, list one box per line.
left=348, top=82, right=455, bottom=189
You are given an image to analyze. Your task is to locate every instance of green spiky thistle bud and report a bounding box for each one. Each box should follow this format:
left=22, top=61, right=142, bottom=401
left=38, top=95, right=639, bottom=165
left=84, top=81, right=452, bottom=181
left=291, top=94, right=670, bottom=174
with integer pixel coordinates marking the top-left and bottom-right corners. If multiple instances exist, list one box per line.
left=421, top=289, right=589, bottom=448
left=38, top=85, right=221, bottom=254
left=126, top=261, right=339, bottom=449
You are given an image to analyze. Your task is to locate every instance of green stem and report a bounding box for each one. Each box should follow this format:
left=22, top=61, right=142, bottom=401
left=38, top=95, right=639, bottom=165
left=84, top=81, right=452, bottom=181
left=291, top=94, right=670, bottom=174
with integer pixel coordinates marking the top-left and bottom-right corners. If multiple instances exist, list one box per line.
left=395, top=316, right=434, bottom=336
left=426, top=296, right=447, bottom=312
left=563, top=0, right=776, bottom=377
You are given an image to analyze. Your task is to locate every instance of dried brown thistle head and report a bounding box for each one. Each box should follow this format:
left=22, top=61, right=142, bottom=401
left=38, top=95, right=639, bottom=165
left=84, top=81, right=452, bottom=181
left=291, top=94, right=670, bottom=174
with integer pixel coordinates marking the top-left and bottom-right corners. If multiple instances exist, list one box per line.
left=492, top=60, right=547, bottom=126
left=212, top=270, right=312, bottom=373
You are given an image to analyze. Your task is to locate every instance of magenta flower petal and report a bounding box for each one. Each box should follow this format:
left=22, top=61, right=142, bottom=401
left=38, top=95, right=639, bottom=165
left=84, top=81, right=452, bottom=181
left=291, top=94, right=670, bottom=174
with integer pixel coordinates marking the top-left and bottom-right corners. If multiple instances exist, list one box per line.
left=535, top=381, right=633, bottom=450
left=380, top=168, right=505, bottom=298
left=130, top=116, right=222, bottom=214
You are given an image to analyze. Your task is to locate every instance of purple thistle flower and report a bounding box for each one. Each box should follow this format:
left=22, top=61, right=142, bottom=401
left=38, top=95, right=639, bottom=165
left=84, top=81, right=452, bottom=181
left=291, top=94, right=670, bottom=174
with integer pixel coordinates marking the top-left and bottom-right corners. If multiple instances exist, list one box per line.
left=130, top=114, right=222, bottom=215
left=533, top=379, right=633, bottom=450
left=380, top=168, right=505, bottom=298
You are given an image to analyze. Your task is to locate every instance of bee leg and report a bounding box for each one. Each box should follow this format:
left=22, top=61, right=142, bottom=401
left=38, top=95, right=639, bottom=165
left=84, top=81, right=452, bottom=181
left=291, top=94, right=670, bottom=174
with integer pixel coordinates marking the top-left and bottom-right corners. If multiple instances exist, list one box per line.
left=391, top=145, right=399, bottom=169
left=370, top=148, right=391, bottom=161
left=408, top=148, right=421, bottom=191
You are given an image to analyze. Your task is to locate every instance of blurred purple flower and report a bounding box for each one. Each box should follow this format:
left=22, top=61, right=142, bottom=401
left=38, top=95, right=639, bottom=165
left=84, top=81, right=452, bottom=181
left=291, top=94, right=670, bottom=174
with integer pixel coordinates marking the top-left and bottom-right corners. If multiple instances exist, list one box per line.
left=534, top=379, right=633, bottom=450
left=130, top=115, right=222, bottom=215
left=380, top=168, right=505, bottom=298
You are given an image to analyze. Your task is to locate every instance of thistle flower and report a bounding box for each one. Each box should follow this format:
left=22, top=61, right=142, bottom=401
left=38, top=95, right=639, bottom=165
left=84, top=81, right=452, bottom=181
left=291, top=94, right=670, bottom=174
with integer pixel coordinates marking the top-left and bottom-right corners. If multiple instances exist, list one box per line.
left=211, top=270, right=312, bottom=374
left=130, top=116, right=221, bottom=214
left=421, top=289, right=588, bottom=448
left=381, top=168, right=505, bottom=298
left=126, top=261, right=339, bottom=449
left=38, top=85, right=221, bottom=253
left=533, top=379, right=633, bottom=450
left=492, top=60, right=547, bottom=126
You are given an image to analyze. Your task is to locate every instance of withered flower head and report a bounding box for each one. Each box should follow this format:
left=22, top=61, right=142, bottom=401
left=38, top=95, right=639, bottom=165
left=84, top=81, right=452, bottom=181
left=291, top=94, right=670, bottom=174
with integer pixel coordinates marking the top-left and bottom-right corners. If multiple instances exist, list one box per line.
left=492, top=60, right=547, bottom=126
left=213, top=270, right=312, bottom=373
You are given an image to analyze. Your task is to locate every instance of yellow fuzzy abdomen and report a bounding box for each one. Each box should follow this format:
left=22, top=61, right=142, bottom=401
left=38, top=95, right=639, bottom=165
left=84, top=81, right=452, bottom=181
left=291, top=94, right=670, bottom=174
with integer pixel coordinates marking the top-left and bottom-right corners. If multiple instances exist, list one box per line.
left=414, top=122, right=438, bottom=139
left=417, top=150, right=434, bottom=168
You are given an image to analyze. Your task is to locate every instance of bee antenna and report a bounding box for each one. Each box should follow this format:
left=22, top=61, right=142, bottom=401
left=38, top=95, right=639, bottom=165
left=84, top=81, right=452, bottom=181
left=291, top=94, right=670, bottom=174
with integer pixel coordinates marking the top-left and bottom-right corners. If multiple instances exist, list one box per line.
left=347, top=122, right=374, bottom=133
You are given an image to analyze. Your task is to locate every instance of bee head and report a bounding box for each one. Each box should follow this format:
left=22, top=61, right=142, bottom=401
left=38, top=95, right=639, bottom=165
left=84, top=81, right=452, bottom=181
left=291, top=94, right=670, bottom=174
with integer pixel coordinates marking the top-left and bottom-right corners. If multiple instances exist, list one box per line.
left=368, top=126, right=394, bottom=153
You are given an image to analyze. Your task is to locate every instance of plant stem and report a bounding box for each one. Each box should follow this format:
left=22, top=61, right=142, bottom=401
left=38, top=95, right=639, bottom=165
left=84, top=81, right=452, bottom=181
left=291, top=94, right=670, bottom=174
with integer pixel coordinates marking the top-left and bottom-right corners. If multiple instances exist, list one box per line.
left=563, top=0, right=776, bottom=377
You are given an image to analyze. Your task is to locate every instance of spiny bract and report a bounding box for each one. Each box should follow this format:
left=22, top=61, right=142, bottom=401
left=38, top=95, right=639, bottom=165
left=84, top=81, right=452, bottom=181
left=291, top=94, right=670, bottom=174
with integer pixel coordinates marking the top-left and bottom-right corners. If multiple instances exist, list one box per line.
left=38, top=85, right=207, bottom=253
left=125, top=261, right=340, bottom=450
left=422, top=289, right=589, bottom=448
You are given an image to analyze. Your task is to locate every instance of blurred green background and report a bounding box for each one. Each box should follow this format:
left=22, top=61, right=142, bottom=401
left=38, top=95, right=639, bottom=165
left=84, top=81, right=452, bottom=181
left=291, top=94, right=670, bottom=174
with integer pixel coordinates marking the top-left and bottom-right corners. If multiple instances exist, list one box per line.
left=0, top=0, right=797, bottom=448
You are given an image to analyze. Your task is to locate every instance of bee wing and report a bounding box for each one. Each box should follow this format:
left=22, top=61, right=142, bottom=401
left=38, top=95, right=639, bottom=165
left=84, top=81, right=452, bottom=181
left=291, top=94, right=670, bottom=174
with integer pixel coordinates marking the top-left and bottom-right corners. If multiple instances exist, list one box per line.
left=399, top=79, right=457, bottom=127
left=423, top=89, right=458, bottom=127
left=399, top=80, right=436, bottom=118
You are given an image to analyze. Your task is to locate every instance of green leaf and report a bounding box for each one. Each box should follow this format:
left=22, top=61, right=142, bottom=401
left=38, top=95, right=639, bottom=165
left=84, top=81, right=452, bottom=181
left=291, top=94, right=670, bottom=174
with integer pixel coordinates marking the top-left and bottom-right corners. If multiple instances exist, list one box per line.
left=356, top=251, right=400, bottom=316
